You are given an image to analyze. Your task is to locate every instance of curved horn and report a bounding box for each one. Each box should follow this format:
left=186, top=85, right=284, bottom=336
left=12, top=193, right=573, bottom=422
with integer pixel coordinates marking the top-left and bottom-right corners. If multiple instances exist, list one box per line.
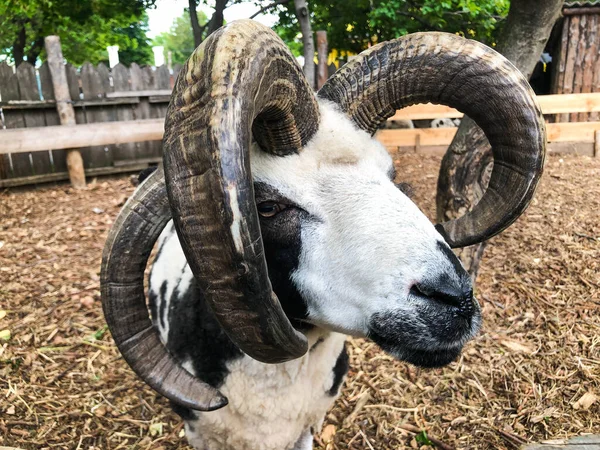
left=163, top=20, right=318, bottom=364
left=101, top=169, right=227, bottom=411
left=318, top=32, right=546, bottom=248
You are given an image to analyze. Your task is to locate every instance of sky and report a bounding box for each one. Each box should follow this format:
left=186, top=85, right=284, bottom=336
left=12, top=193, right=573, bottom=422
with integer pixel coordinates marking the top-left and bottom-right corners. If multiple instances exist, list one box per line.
left=146, top=0, right=279, bottom=38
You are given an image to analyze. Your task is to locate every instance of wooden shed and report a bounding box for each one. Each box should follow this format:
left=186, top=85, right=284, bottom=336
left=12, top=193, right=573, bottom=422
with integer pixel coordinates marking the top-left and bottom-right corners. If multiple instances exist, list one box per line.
left=552, top=0, right=600, bottom=122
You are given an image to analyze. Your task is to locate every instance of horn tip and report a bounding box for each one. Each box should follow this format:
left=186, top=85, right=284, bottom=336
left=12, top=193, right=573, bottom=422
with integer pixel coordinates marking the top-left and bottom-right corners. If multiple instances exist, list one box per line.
left=207, top=394, right=229, bottom=411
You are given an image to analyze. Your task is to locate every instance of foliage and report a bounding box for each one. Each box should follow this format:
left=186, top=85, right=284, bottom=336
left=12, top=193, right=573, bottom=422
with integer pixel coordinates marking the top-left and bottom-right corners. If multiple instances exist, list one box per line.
left=153, top=9, right=208, bottom=66
left=0, top=0, right=156, bottom=65
left=154, top=1, right=277, bottom=65
left=58, top=13, right=155, bottom=66
left=370, top=0, right=510, bottom=44
left=274, top=0, right=510, bottom=56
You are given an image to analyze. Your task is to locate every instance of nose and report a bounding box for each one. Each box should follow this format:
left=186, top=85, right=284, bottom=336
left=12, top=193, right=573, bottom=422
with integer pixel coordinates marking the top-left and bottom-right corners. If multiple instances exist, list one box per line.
left=411, top=274, right=475, bottom=318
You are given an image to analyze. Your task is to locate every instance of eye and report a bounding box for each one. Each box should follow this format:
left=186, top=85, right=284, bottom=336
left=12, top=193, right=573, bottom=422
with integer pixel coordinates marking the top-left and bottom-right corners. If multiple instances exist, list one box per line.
left=257, top=201, right=287, bottom=218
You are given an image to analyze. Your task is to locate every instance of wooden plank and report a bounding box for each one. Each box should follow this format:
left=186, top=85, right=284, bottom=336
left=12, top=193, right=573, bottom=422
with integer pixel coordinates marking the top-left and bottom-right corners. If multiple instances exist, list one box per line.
left=0, top=119, right=164, bottom=154
left=387, top=93, right=600, bottom=121
left=4, top=118, right=600, bottom=156
left=0, top=161, right=160, bottom=188
left=106, top=89, right=172, bottom=98
left=80, top=62, right=103, bottom=100
left=563, top=6, right=600, bottom=15
left=148, top=95, right=171, bottom=103
left=39, top=62, right=66, bottom=175
left=552, top=16, right=570, bottom=105
left=17, top=62, right=52, bottom=177
left=0, top=62, right=17, bottom=179
left=139, top=66, right=162, bottom=159
left=129, top=63, right=144, bottom=91
left=81, top=62, right=112, bottom=169
left=113, top=156, right=162, bottom=167
left=151, top=65, right=171, bottom=158
left=0, top=97, right=140, bottom=109
left=379, top=142, right=595, bottom=158
left=590, top=14, right=600, bottom=121
left=131, top=66, right=157, bottom=159
left=39, top=62, right=54, bottom=101
left=141, top=65, right=156, bottom=91
left=67, top=63, right=87, bottom=142
left=377, top=127, right=458, bottom=147
left=389, top=103, right=461, bottom=120
left=547, top=141, right=594, bottom=156
left=376, top=121, right=600, bottom=147
left=546, top=121, right=600, bottom=142
left=65, top=64, right=80, bottom=101
left=111, top=63, right=140, bottom=163
left=96, top=63, right=111, bottom=94
left=579, top=14, right=597, bottom=121
left=96, top=63, right=118, bottom=167
left=6, top=63, right=34, bottom=179
left=562, top=15, right=581, bottom=122
left=571, top=15, right=587, bottom=122
left=155, top=65, right=170, bottom=90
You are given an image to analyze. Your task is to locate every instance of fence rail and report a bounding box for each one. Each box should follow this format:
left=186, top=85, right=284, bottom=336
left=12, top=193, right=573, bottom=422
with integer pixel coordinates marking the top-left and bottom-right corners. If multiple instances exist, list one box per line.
left=0, top=60, right=181, bottom=185
left=388, top=92, right=600, bottom=121
left=1, top=89, right=599, bottom=188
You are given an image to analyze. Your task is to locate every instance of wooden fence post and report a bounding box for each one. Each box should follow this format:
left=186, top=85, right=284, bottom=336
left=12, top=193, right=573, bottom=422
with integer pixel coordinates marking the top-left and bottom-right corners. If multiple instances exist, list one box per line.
left=44, top=35, right=86, bottom=189
left=316, top=31, right=328, bottom=90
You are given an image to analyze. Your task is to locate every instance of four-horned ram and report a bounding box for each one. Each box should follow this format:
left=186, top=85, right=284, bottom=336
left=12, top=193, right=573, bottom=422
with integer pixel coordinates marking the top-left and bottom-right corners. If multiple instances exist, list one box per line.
left=101, top=20, right=545, bottom=450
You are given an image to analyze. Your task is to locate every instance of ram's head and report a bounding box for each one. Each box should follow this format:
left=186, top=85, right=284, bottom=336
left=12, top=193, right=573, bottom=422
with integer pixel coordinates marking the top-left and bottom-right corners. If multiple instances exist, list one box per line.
left=101, top=20, right=545, bottom=411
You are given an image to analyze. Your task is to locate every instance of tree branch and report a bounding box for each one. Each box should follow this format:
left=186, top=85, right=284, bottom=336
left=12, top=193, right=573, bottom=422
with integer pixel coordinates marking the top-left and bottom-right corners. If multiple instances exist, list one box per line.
left=249, top=0, right=290, bottom=19
left=206, top=0, right=228, bottom=38
left=396, top=10, right=442, bottom=31
left=13, top=20, right=27, bottom=66
left=26, top=36, right=45, bottom=66
left=188, top=0, right=203, bottom=48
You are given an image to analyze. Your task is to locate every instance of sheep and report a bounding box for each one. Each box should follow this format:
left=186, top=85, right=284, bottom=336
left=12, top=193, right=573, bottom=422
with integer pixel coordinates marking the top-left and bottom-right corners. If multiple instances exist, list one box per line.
left=101, top=20, right=546, bottom=450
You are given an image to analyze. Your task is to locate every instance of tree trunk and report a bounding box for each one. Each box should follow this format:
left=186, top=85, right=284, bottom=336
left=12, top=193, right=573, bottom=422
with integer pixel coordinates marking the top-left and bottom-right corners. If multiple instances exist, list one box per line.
left=13, top=22, right=27, bottom=66
left=294, top=0, right=315, bottom=89
left=26, top=36, right=45, bottom=66
left=436, top=0, right=563, bottom=280
left=206, top=0, right=228, bottom=37
left=189, top=0, right=203, bottom=48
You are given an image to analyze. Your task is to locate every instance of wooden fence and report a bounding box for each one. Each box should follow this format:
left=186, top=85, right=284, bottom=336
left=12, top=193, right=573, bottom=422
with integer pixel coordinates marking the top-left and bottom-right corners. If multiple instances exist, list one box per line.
left=553, top=8, right=600, bottom=123
left=1, top=83, right=600, bottom=187
left=377, top=92, right=600, bottom=157
left=0, top=61, right=181, bottom=186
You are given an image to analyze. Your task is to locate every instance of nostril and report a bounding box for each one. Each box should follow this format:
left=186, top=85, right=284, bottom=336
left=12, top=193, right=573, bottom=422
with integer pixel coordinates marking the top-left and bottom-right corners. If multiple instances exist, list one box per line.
left=411, top=281, right=474, bottom=316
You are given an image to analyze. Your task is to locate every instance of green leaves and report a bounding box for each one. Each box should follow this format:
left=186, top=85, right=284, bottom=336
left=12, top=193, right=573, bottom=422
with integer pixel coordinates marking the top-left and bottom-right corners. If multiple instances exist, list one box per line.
left=273, top=0, right=509, bottom=56
left=0, top=0, right=156, bottom=65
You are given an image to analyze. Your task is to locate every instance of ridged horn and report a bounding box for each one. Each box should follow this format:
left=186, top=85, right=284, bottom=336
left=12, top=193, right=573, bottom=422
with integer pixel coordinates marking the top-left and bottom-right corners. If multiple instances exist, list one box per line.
left=162, top=20, right=318, bottom=364
left=101, top=168, right=228, bottom=411
left=318, top=32, right=546, bottom=248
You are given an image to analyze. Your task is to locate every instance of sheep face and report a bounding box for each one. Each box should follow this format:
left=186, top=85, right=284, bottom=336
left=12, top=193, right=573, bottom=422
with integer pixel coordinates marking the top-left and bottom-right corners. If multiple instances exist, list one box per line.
left=252, top=101, right=481, bottom=368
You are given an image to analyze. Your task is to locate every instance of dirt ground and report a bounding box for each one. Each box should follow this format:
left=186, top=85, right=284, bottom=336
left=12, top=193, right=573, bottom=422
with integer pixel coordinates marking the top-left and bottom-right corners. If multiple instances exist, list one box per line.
left=1, top=153, right=599, bottom=450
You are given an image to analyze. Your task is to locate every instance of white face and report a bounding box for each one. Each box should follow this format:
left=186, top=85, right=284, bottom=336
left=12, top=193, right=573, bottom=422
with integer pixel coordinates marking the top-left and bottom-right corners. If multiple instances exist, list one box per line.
left=251, top=100, right=481, bottom=368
